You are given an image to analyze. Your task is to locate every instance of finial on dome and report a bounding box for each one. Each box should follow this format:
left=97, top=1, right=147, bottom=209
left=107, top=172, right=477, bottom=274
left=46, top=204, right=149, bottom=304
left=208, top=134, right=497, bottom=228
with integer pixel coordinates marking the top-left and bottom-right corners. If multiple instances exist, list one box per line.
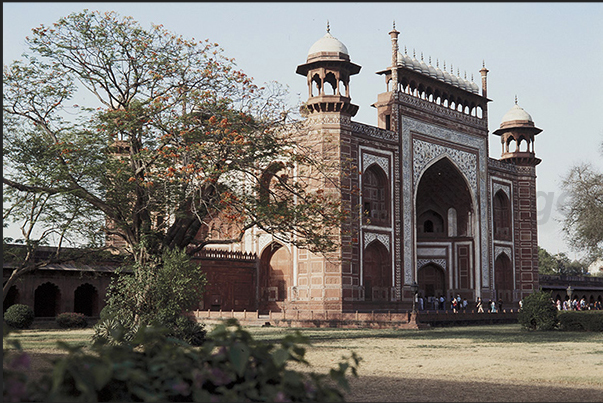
left=421, top=52, right=424, bottom=61
left=515, top=95, right=518, bottom=105
left=327, top=20, right=330, bottom=33
left=393, top=20, right=396, bottom=30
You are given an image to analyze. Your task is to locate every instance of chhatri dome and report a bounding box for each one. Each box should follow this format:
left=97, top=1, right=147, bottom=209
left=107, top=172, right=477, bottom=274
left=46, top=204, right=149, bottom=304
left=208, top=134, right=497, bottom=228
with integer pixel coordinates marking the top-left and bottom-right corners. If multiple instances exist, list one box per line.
left=500, top=97, right=534, bottom=125
left=307, top=21, right=349, bottom=59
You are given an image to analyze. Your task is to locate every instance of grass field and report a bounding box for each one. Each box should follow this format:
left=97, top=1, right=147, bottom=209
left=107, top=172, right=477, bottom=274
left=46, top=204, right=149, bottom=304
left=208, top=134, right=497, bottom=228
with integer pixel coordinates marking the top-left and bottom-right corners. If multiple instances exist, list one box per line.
left=4, top=323, right=603, bottom=402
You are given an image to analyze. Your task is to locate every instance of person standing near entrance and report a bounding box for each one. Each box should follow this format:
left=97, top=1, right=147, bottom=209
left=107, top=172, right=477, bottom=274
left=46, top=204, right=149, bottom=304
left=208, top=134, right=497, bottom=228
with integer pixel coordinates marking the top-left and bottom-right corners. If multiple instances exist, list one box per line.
left=476, top=297, right=484, bottom=313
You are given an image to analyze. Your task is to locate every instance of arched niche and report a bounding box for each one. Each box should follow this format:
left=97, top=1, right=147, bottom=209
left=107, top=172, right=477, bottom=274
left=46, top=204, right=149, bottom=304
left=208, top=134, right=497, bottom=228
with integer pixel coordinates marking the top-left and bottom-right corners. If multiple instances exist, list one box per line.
left=362, top=164, right=390, bottom=226
left=363, top=240, right=391, bottom=301
left=34, top=282, right=61, bottom=317
left=74, top=283, right=99, bottom=317
left=494, top=253, right=514, bottom=303
left=416, top=157, right=473, bottom=239
left=493, top=190, right=512, bottom=241
left=3, top=285, right=20, bottom=312
left=259, top=242, right=292, bottom=310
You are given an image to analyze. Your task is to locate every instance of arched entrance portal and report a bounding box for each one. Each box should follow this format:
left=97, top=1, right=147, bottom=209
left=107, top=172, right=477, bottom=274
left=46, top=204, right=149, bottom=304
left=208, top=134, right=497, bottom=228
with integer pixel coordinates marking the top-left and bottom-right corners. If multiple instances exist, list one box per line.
left=74, top=283, right=99, bottom=316
left=416, top=157, right=474, bottom=299
left=259, top=242, right=292, bottom=313
left=417, top=263, right=446, bottom=309
left=34, top=282, right=61, bottom=317
left=494, top=253, right=514, bottom=303
left=363, top=241, right=391, bottom=301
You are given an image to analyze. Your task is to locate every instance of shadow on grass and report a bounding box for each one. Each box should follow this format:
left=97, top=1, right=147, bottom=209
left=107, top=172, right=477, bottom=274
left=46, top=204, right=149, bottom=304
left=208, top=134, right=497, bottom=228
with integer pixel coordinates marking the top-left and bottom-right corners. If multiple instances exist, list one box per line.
left=344, top=374, right=603, bottom=402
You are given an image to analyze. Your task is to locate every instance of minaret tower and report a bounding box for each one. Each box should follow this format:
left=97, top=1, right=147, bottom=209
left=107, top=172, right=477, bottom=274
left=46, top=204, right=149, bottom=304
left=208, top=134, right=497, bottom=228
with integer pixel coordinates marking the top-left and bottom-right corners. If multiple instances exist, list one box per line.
left=493, top=97, right=542, bottom=166
left=493, top=98, right=542, bottom=303
left=296, top=22, right=361, bottom=116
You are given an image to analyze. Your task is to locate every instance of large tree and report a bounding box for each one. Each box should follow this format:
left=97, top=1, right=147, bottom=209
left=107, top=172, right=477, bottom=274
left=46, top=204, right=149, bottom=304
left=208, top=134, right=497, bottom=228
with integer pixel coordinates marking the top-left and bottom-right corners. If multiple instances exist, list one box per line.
left=3, top=10, right=344, bottom=298
left=558, top=140, right=603, bottom=262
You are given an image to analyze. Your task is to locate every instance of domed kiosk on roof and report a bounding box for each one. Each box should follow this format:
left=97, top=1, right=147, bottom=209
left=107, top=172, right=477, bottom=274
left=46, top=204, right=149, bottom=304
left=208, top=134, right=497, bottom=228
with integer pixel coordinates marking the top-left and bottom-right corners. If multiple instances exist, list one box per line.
left=499, top=103, right=535, bottom=127
left=494, top=98, right=542, bottom=166
left=307, top=30, right=349, bottom=58
left=296, top=23, right=361, bottom=116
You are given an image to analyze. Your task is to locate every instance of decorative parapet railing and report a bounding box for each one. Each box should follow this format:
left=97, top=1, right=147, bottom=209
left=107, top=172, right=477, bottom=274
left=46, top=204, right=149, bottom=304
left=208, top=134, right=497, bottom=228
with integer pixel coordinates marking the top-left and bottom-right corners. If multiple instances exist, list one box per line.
left=488, top=157, right=517, bottom=173
left=351, top=122, right=398, bottom=143
left=191, top=249, right=257, bottom=261
left=397, top=91, right=488, bottom=131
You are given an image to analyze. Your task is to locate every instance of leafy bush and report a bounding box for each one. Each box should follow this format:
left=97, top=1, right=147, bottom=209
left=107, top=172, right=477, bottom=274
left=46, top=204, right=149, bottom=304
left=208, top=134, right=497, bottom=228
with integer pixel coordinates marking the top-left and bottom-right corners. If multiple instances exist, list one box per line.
left=12, top=319, right=360, bottom=402
left=55, top=312, right=87, bottom=329
left=3, top=304, right=35, bottom=329
left=91, top=317, right=139, bottom=346
left=558, top=310, right=603, bottom=332
left=96, top=248, right=207, bottom=345
left=518, top=290, right=558, bottom=331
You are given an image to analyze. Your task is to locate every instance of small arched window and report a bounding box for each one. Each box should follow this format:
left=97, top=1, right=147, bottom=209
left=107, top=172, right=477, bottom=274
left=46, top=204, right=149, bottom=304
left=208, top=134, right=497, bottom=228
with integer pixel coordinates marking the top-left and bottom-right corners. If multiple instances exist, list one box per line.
left=493, top=190, right=511, bottom=241
left=362, top=165, right=389, bottom=226
left=418, top=210, right=445, bottom=236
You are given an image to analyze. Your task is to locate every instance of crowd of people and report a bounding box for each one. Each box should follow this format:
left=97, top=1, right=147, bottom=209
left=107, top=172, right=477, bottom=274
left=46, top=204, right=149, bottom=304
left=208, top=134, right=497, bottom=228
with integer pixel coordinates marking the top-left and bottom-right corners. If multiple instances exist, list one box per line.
left=417, top=294, right=603, bottom=313
left=554, top=297, right=602, bottom=311
left=417, top=295, right=505, bottom=313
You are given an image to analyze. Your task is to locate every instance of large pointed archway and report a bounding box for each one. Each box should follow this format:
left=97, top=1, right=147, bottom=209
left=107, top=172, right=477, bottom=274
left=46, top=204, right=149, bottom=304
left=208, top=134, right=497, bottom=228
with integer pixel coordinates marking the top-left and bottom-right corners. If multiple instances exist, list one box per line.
left=415, top=157, right=475, bottom=299
left=259, top=242, right=293, bottom=313
left=416, top=157, right=473, bottom=239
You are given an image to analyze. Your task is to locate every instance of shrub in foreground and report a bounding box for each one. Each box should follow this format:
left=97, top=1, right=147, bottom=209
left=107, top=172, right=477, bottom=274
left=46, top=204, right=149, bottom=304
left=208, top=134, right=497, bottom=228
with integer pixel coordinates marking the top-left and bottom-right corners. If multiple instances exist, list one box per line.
left=3, top=304, right=35, bottom=329
left=55, top=312, right=88, bottom=329
left=6, top=319, right=361, bottom=402
left=95, top=248, right=207, bottom=346
left=518, top=290, right=558, bottom=331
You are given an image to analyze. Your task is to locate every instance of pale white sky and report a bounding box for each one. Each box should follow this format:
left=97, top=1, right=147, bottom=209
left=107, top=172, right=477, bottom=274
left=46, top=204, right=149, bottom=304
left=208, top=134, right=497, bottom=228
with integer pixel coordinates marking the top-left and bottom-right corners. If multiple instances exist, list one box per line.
left=3, top=2, right=603, bottom=257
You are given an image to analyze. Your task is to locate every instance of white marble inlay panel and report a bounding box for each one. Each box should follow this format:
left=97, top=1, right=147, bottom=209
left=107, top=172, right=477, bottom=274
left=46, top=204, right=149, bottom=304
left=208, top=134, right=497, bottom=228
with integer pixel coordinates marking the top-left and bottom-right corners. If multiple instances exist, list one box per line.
left=364, top=232, right=391, bottom=252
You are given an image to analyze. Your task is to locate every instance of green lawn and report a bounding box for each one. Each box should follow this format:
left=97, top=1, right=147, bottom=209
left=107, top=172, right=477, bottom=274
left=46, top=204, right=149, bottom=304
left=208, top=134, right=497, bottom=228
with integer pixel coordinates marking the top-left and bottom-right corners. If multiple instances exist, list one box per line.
left=4, top=322, right=603, bottom=402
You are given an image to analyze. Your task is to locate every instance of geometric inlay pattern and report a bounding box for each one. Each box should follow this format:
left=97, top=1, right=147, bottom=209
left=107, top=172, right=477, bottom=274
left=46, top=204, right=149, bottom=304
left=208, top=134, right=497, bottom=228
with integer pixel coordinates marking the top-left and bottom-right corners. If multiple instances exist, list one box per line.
left=413, top=138, right=477, bottom=196
left=363, top=153, right=390, bottom=179
left=417, top=258, right=447, bottom=271
left=364, top=232, right=391, bottom=252
left=402, top=116, right=490, bottom=288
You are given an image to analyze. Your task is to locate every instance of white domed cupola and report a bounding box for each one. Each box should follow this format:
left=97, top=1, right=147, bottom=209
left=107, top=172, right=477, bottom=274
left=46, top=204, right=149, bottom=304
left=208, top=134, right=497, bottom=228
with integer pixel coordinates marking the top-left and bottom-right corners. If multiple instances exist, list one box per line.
left=493, top=97, right=542, bottom=166
left=307, top=30, right=349, bottom=59
left=296, top=22, right=361, bottom=117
